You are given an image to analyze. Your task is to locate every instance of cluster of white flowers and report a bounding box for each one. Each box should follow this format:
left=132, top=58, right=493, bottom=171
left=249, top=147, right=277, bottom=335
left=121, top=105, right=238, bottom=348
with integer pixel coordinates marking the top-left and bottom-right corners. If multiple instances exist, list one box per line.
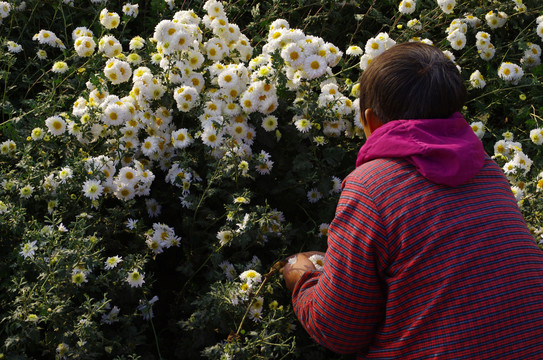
left=32, top=29, right=66, bottom=49
left=361, top=32, right=396, bottom=71
left=521, top=42, right=542, bottom=68
left=145, top=223, right=181, bottom=254
left=475, top=31, right=495, bottom=61
left=0, top=139, right=17, bottom=155
left=485, top=10, right=508, bottom=29
left=494, top=134, right=533, bottom=177
left=122, top=3, right=139, bottom=17
left=100, top=8, right=121, bottom=29
left=498, top=62, right=524, bottom=84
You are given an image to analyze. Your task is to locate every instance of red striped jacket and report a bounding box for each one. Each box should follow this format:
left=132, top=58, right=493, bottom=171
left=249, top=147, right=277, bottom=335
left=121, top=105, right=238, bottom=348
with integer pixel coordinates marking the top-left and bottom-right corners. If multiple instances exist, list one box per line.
left=293, top=156, right=543, bottom=359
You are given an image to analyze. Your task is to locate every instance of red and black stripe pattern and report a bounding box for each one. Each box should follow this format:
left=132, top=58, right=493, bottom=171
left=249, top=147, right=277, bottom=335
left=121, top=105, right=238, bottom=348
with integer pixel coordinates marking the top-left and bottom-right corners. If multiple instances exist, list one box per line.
left=293, top=156, right=543, bottom=359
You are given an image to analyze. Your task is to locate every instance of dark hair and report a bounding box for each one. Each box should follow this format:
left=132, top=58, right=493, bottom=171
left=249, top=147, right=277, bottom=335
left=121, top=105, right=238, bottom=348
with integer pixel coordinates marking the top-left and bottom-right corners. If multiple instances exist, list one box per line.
left=358, top=42, right=466, bottom=124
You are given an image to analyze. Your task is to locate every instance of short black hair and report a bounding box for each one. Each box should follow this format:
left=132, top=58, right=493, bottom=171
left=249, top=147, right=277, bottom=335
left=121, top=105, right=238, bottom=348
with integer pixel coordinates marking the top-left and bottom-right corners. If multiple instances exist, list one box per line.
left=358, top=42, right=466, bottom=124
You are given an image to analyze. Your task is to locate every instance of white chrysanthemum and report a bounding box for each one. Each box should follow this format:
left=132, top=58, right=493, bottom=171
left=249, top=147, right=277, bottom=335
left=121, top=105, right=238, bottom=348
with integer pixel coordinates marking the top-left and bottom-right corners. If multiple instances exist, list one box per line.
left=36, top=49, right=47, bottom=59
left=469, top=70, right=486, bottom=89
left=122, top=3, right=139, bottom=17
left=346, top=45, right=363, bottom=56
left=52, top=61, right=69, bottom=74
left=105, top=255, right=122, bottom=270
left=308, top=254, right=325, bottom=270
left=141, top=136, right=160, bottom=156
left=437, top=0, right=456, bottom=14
left=261, top=115, right=278, bottom=132
left=399, top=0, right=416, bottom=15
left=359, top=54, right=374, bottom=71
left=479, top=45, right=496, bottom=61
left=45, top=115, right=66, bottom=136
left=126, top=269, right=145, bottom=287
left=0, top=1, right=11, bottom=18
left=239, top=91, right=259, bottom=113
left=470, top=121, right=485, bottom=139
left=205, top=37, right=227, bottom=61
left=6, top=41, right=22, bottom=53
left=307, top=188, right=323, bottom=203
left=104, top=58, right=132, bottom=85
left=294, top=117, right=312, bottom=133
left=33, top=30, right=64, bottom=48
left=407, top=19, right=422, bottom=30
left=102, top=102, right=131, bottom=126
left=303, top=55, right=327, bottom=79
left=74, top=36, right=96, bottom=57
left=171, top=128, right=193, bottom=149
left=82, top=179, right=104, bottom=200
left=72, top=26, right=93, bottom=40
left=447, top=29, right=466, bottom=50
left=498, top=62, right=524, bottom=84
left=129, top=36, right=145, bottom=51
left=100, top=8, right=120, bottom=29
left=239, top=269, right=262, bottom=286
left=201, top=127, right=224, bottom=148
left=530, top=128, right=543, bottom=145
left=98, top=35, right=123, bottom=58
left=485, top=10, right=507, bottom=29
left=281, top=43, right=305, bottom=67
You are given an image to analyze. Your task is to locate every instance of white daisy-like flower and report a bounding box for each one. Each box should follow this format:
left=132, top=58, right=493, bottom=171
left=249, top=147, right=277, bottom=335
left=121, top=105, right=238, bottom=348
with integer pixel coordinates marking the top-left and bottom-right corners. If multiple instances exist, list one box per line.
left=447, top=29, right=466, bottom=50
left=498, top=62, right=524, bottom=84
left=281, top=43, right=305, bottom=67
left=307, top=188, right=323, bottom=203
left=74, top=36, right=96, bottom=57
left=6, top=41, right=22, bottom=53
left=122, top=3, right=139, bottom=17
left=470, top=121, right=485, bottom=139
left=0, top=1, right=11, bottom=19
left=485, top=10, right=507, bottom=29
left=346, top=45, right=363, bottom=56
left=171, top=128, right=194, bottom=149
left=303, top=55, right=327, bottom=79
left=398, top=0, right=416, bottom=15
left=98, top=35, right=123, bottom=58
left=217, top=230, right=234, bottom=246
left=308, top=254, right=325, bottom=270
left=126, top=269, right=145, bottom=287
left=20, top=240, right=38, bottom=259
left=51, top=61, right=69, bottom=74
left=261, top=115, right=278, bottom=132
left=530, top=128, right=543, bottom=145
left=469, top=70, right=486, bottom=89
left=100, top=8, right=120, bottom=29
left=19, top=185, right=34, bottom=199
left=239, top=269, right=262, bottom=286
left=82, top=179, right=104, bottom=200
left=437, top=0, right=456, bottom=14
left=407, top=19, right=422, bottom=30
left=294, top=117, right=312, bottom=133
left=45, top=115, right=67, bottom=136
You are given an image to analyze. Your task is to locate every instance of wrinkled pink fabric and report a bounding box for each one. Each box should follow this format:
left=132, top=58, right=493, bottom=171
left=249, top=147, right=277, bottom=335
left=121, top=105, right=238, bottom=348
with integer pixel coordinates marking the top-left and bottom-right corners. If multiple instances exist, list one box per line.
left=355, top=112, right=485, bottom=187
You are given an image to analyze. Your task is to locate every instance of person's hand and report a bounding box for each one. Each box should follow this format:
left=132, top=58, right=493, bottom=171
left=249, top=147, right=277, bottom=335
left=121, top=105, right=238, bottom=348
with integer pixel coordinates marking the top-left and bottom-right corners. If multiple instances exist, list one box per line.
left=282, top=251, right=326, bottom=292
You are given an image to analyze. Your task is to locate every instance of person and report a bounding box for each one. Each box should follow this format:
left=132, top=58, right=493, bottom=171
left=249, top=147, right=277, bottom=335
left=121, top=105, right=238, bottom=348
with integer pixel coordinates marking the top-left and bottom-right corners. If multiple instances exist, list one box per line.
left=282, top=42, right=543, bottom=359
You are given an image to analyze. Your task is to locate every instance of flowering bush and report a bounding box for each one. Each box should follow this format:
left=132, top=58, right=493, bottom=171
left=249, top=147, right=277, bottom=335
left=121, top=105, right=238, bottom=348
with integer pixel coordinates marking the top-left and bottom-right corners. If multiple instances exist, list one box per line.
left=1, top=0, right=542, bottom=359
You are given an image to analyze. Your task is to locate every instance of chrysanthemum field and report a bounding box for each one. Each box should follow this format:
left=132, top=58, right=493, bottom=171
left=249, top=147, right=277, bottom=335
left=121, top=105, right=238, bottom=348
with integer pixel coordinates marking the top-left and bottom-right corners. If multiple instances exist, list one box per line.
left=1, top=0, right=542, bottom=358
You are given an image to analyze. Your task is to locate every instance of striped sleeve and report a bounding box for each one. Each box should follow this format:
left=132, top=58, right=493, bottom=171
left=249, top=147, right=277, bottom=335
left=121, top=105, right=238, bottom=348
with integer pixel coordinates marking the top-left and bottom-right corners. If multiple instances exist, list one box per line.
left=292, top=176, right=387, bottom=355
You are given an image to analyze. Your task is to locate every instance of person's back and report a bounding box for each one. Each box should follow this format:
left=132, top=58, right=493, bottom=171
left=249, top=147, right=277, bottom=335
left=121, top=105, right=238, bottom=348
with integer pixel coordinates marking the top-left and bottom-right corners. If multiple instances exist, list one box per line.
left=334, top=154, right=543, bottom=358
left=282, top=42, right=543, bottom=359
